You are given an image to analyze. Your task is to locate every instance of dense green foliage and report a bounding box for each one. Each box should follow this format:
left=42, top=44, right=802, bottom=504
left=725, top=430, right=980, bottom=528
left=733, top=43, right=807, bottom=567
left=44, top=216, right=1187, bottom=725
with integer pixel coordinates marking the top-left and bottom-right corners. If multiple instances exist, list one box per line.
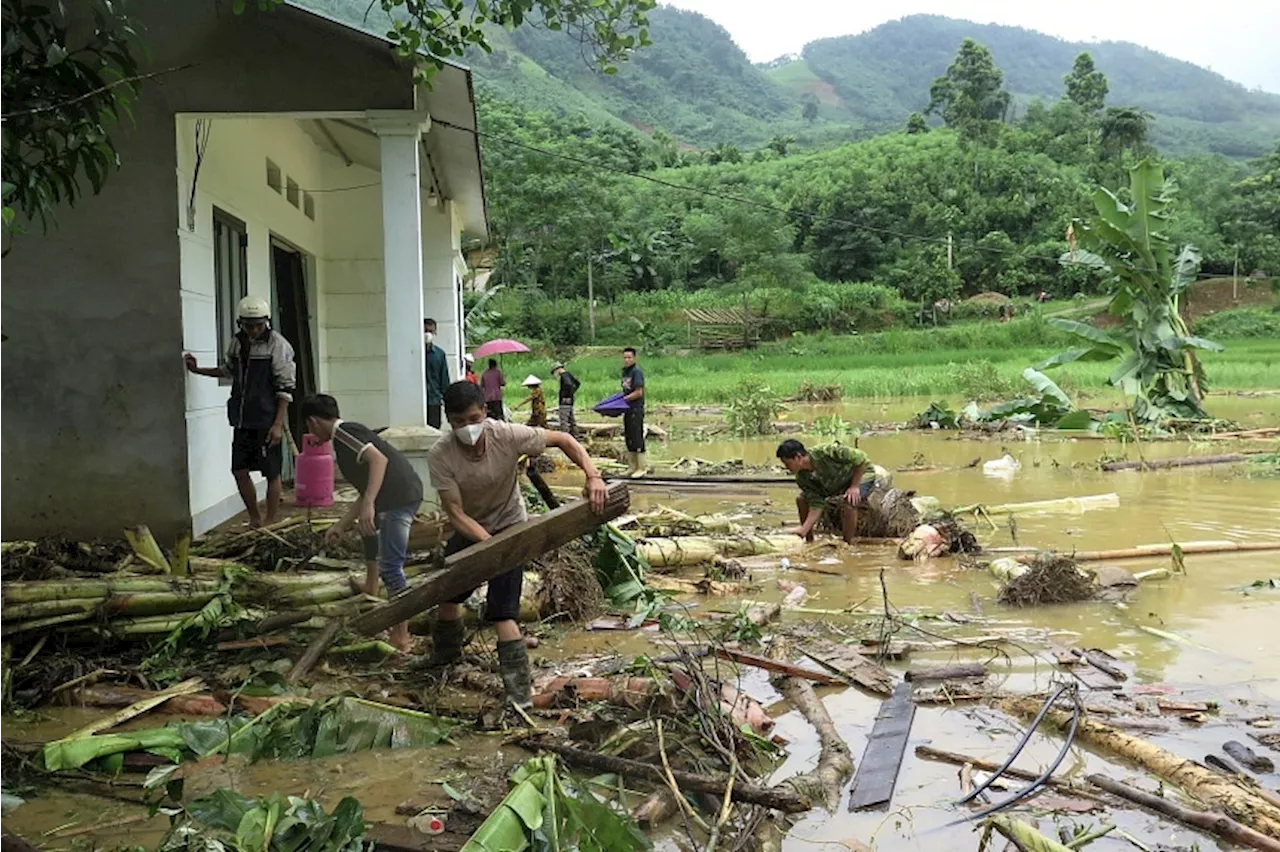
left=1, top=0, right=143, bottom=231
left=1194, top=307, right=1280, bottom=340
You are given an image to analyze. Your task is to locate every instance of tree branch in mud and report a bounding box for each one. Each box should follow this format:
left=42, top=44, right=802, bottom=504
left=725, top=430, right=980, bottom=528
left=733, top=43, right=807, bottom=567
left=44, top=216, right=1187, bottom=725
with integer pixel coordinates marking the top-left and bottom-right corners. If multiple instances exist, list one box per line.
left=767, top=637, right=854, bottom=811
left=1087, top=774, right=1280, bottom=852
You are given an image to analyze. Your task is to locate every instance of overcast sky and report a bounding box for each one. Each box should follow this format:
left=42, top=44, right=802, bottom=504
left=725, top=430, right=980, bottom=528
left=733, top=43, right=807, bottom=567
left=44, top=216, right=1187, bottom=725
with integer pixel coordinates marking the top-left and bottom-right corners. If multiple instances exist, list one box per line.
left=664, top=0, right=1280, bottom=94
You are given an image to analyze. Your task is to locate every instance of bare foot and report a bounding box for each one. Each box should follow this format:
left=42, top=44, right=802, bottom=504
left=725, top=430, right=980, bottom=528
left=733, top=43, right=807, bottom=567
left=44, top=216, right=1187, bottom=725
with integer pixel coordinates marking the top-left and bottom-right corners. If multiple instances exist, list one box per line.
left=262, top=513, right=279, bottom=526
left=248, top=516, right=264, bottom=529
left=390, top=624, right=413, bottom=653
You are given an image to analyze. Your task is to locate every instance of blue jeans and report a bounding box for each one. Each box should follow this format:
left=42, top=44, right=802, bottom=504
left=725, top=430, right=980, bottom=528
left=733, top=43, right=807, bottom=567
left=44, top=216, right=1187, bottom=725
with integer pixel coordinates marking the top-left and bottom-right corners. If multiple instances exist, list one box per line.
left=359, top=502, right=417, bottom=594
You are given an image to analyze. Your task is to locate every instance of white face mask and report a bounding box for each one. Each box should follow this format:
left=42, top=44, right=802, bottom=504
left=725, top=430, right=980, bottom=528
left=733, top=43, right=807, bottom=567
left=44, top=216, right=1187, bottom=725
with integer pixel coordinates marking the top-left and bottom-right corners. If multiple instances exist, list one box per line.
left=424, top=331, right=435, bottom=345
left=456, top=421, right=486, bottom=446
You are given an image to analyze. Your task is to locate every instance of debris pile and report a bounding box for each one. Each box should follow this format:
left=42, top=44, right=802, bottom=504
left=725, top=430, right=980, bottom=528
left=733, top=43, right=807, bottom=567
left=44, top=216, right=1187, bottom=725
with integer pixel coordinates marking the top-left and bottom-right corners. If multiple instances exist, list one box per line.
left=995, top=554, right=1098, bottom=606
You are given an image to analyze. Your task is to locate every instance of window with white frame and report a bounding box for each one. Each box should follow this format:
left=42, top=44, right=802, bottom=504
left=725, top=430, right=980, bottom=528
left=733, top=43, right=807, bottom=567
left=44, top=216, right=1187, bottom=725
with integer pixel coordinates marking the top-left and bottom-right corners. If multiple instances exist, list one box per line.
left=213, top=208, right=248, bottom=376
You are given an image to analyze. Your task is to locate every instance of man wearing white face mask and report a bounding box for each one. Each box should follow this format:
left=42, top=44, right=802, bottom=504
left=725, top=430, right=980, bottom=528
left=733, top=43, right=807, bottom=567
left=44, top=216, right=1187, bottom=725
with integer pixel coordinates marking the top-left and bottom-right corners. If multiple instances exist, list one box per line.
left=423, top=318, right=451, bottom=429
left=426, top=381, right=607, bottom=706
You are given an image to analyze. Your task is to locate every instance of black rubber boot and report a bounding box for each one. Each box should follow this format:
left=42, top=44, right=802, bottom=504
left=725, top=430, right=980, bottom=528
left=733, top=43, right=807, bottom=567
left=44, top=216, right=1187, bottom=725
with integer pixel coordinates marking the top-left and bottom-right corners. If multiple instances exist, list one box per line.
left=426, top=618, right=466, bottom=668
left=497, top=638, right=533, bottom=708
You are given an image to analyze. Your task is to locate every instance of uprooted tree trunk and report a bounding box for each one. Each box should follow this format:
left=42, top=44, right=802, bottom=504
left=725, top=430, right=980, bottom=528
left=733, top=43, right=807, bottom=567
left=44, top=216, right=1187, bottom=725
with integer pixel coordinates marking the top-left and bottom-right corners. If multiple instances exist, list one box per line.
left=1001, top=696, right=1280, bottom=839
left=767, top=638, right=853, bottom=811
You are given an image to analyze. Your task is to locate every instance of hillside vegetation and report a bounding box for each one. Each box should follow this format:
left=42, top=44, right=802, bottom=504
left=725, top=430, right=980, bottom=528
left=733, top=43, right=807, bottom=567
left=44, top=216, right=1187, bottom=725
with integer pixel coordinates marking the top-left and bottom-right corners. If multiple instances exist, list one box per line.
left=778, top=15, right=1280, bottom=157
left=302, top=2, right=1280, bottom=157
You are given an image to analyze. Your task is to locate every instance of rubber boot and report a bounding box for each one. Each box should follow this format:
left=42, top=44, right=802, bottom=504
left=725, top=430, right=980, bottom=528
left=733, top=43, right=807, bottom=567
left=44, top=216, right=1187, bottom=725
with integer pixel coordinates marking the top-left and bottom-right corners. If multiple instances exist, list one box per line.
left=630, top=453, right=648, bottom=479
left=625, top=452, right=639, bottom=476
left=497, top=638, right=533, bottom=707
left=426, top=618, right=465, bottom=668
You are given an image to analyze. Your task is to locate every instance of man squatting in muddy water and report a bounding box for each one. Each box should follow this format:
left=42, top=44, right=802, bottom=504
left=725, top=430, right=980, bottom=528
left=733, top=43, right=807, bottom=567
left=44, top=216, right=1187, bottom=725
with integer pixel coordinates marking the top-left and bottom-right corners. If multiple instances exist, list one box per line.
left=777, top=439, right=876, bottom=545
left=426, top=381, right=608, bottom=706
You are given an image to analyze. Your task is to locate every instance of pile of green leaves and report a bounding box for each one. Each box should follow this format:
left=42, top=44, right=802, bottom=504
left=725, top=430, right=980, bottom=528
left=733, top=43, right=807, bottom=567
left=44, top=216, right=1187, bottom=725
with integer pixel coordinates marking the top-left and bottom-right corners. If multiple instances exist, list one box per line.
left=460, top=756, right=650, bottom=852
left=593, top=524, right=669, bottom=624
left=722, top=378, right=784, bottom=436
left=42, top=696, right=457, bottom=773
left=161, top=790, right=367, bottom=852
left=912, top=369, right=1091, bottom=429
left=1049, top=160, right=1223, bottom=424
left=141, top=564, right=251, bottom=678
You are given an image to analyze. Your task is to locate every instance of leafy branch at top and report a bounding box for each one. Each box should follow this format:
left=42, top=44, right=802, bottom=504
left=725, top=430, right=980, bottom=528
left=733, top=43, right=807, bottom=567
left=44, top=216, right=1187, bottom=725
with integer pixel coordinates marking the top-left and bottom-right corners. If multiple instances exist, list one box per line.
left=243, top=0, right=654, bottom=81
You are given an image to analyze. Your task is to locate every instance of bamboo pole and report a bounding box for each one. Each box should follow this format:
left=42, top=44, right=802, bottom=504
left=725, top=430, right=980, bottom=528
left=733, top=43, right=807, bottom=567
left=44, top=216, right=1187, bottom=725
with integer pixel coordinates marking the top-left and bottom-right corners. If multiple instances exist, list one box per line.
left=1071, top=540, right=1280, bottom=562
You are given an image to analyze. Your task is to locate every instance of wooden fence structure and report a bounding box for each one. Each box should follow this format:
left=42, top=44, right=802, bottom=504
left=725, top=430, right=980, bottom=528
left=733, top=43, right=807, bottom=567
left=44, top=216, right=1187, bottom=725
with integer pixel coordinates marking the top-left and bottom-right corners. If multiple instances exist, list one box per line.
left=683, top=307, right=762, bottom=350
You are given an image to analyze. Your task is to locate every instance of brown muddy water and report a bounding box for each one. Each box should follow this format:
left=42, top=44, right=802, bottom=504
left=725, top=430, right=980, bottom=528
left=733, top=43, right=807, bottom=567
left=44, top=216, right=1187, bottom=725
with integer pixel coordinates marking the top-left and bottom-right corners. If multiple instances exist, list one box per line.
left=5, top=397, right=1279, bottom=851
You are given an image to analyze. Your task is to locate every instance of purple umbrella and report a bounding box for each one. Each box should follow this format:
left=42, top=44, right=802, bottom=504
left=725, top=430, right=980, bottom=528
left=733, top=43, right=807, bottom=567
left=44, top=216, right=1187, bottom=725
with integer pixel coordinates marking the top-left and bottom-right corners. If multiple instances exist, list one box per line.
left=593, top=392, right=631, bottom=418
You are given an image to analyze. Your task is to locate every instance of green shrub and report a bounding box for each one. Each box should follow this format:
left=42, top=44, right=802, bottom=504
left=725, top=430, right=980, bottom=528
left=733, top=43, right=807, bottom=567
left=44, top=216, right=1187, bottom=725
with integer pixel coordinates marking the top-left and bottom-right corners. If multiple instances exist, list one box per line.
left=1194, top=308, right=1280, bottom=340
left=723, top=378, right=785, bottom=436
left=948, top=360, right=1020, bottom=401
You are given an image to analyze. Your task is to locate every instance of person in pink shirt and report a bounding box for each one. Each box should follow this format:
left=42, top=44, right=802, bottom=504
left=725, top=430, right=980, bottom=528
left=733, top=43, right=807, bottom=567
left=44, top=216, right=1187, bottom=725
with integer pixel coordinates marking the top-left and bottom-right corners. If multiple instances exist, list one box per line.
left=481, top=358, right=506, bottom=420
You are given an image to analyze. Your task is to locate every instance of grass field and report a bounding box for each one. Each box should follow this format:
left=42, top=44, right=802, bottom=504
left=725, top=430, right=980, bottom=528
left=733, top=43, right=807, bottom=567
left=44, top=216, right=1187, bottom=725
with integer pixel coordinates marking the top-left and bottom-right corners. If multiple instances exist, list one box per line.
left=499, top=317, right=1280, bottom=406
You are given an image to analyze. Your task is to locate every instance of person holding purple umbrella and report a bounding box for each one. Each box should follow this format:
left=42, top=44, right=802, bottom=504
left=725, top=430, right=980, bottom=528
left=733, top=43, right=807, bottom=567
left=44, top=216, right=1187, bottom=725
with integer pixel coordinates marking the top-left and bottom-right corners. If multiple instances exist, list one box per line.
left=621, top=346, right=647, bottom=477
left=481, top=358, right=506, bottom=420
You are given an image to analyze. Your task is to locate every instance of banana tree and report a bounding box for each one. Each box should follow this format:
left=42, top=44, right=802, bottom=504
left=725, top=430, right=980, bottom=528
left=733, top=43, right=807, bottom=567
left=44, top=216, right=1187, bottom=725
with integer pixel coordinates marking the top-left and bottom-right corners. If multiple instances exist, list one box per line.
left=1048, top=160, right=1222, bottom=424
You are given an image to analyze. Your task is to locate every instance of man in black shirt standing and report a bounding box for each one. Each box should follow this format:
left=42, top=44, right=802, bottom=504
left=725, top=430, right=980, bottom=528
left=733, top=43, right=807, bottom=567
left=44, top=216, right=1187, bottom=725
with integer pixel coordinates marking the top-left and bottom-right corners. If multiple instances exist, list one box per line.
left=302, top=394, right=421, bottom=652
left=621, top=346, right=647, bottom=477
left=551, top=362, right=580, bottom=438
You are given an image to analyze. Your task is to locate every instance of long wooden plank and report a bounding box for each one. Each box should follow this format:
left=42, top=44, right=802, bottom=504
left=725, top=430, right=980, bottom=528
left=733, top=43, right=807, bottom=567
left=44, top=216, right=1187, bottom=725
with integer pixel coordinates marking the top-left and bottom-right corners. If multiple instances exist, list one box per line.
left=714, top=647, right=844, bottom=686
left=848, top=682, right=916, bottom=811
left=350, top=483, right=630, bottom=636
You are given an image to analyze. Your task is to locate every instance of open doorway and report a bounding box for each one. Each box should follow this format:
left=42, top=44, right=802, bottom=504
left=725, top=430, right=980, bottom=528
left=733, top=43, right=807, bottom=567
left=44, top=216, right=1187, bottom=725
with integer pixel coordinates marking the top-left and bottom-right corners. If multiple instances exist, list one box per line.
left=271, top=239, right=316, bottom=477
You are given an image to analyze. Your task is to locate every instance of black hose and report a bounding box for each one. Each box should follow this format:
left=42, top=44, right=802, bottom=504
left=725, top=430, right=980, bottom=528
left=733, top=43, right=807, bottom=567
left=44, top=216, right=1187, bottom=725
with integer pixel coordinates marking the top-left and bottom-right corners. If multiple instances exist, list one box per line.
left=957, top=683, right=1070, bottom=805
left=965, top=687, right=1083, bottom=820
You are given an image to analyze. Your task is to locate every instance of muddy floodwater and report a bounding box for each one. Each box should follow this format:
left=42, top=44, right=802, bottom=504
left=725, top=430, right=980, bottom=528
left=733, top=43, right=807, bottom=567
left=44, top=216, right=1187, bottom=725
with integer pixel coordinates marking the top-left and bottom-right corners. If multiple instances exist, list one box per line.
left=5, top=395, right=1279, bottom=851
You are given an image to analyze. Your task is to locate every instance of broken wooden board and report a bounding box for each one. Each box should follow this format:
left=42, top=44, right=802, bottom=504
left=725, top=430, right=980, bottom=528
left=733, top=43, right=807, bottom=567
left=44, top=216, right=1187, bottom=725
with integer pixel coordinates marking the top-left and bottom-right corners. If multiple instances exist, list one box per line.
left=1048, top=648, right=1123, bottom=691
left=800, top=641, right=896, bottom=696
left=848, top=682, right=916, bottom=811
left=714, top=647, right=844, bottom=686
left=351, top=483, right=630, bottom=636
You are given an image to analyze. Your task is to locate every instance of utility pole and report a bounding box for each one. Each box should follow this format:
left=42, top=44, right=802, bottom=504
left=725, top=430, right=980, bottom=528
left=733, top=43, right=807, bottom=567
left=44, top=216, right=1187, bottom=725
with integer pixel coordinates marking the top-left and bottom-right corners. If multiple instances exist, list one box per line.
left=1233, top=245, right=1240, bottom=302
left=947, top=232, right=954, bottom=270
left=587, top=245, right=596, bottom=343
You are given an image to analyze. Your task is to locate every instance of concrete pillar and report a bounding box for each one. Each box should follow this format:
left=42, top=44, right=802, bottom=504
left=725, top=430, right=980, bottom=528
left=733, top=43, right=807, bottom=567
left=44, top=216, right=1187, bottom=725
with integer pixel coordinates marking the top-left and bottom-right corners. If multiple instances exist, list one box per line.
left=370, top=112, right=429, bottom=428
left=423, top=198, right=462, bottom=385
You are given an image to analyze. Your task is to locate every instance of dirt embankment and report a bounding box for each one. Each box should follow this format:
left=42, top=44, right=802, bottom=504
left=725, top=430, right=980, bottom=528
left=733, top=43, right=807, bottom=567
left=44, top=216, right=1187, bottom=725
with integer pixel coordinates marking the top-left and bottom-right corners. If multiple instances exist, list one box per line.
left=1093, top=277, right=1274, bottom=328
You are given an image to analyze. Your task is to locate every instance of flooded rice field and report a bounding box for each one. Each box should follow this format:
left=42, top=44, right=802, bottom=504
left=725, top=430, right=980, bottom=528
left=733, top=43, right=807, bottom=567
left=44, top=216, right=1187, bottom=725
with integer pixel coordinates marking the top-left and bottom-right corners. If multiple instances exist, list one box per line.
left=4, top=395, right=1279, bottom=851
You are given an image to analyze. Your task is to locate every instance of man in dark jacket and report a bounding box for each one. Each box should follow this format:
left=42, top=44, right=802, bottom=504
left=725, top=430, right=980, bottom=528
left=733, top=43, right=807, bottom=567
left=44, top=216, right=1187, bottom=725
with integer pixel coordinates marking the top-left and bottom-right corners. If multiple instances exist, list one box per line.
left=423, top=318, right=451, bottom=429
left=185, top=295, right=295, bottom=527
left=551, top=362, right=580, bottom=437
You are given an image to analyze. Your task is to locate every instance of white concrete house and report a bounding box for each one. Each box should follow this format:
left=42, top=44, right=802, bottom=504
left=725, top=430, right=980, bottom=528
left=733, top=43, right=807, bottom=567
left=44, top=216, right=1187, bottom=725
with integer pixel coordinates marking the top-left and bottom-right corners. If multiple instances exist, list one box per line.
left=2, top=1, right=488, bottom=539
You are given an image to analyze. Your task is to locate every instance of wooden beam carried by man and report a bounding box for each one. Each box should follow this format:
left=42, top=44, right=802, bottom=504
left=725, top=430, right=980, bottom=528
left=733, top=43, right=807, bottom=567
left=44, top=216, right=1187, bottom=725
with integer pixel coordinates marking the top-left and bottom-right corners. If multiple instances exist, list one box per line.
left=349, top=482, right=630, bottom=637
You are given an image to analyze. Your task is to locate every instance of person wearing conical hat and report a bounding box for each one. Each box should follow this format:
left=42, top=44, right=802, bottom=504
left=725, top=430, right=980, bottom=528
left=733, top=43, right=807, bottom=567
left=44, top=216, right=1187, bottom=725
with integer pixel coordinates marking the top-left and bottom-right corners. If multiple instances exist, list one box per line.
left=514, top=374, right=547, bottom=428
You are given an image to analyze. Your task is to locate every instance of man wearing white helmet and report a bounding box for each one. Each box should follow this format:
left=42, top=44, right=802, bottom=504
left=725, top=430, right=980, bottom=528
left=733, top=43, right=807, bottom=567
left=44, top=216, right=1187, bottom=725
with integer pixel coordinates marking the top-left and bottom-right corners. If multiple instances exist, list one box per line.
left=185, top=295, right=297, bottom=527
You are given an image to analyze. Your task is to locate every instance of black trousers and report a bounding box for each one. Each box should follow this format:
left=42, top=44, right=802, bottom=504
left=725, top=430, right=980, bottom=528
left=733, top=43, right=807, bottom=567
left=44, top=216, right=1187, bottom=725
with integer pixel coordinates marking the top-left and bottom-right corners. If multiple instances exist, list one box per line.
left=427, top=404, right=442, bottom=429
left=443, top=532, right=523, bottom=621
left=486, top=400, right=505, bottom=421
left=623, top=407, right=646, bottom=453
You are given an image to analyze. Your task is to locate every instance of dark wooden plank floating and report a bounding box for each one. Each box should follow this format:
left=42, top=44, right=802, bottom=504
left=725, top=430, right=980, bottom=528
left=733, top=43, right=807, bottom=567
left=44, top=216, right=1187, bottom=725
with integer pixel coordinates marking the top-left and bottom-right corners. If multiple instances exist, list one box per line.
left=351, top=482, right=630, bottom=636
left=903, top=662, right=987, bottom=683
left=848, top=682, right=916, bottom=812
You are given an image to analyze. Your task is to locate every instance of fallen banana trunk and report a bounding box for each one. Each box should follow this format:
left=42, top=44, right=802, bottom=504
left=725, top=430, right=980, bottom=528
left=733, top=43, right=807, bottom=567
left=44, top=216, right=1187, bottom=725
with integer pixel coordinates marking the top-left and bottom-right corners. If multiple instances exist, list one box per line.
left=635, top=535, right=808, bottom=568
left=1001, top=696, right=1280, bottom=838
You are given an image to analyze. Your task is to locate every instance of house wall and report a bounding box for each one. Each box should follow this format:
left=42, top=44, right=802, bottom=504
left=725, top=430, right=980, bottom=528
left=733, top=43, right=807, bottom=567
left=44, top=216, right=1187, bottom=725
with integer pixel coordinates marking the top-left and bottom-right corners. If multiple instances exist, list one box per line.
left=0, top=0, right=417, bottom=541
left=177, top=116, right=334, bottom=533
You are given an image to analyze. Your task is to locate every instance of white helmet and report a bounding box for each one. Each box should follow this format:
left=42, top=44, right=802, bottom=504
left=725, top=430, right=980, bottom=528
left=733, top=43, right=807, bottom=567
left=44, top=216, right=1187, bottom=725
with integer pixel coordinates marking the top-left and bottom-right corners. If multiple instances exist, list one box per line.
left=237, top=295, right=271, bottom=320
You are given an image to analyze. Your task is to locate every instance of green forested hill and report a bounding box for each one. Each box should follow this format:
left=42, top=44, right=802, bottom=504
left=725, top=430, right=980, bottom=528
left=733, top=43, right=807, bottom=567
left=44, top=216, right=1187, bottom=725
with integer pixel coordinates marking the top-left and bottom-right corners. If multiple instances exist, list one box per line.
left=778, top=15, right=1280, bottom=157
left=298, top=2, right=1279, bottom=156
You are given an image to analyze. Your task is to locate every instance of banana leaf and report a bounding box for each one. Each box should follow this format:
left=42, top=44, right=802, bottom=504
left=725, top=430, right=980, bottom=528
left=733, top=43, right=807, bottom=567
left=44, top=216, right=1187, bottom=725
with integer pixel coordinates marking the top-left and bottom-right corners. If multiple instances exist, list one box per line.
left=42, top=727, right=187, bottom=771
left=1021, top=369, right=1070, bottom=409
left=461, top=757, right=649, bottom=852
left=175, top=791, right=368, bottom=852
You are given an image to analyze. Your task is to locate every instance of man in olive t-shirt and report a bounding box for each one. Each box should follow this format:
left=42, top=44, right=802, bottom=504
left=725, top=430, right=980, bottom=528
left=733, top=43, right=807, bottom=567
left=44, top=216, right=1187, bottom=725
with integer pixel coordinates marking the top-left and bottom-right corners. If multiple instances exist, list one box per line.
left=426, top=381, right=608, bottom=706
